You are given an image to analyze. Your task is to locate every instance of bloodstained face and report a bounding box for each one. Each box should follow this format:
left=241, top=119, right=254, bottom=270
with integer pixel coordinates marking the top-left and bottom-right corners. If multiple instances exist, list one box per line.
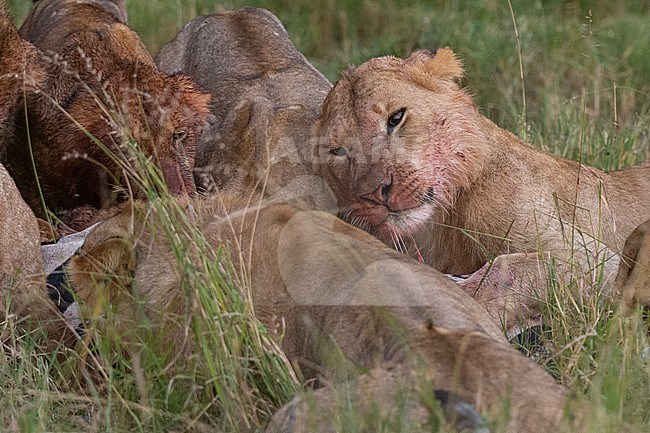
left=315, top=49, right=483, bottom=245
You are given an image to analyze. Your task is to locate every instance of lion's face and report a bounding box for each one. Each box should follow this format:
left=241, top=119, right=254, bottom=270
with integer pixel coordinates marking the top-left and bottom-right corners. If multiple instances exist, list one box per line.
left=315, top=49, right=485, bottom=244
left=125, top=72, right=211, bottom=198
left=61, top=25, right=211, bottom=201
left=89, top=24, right=211, bottom=199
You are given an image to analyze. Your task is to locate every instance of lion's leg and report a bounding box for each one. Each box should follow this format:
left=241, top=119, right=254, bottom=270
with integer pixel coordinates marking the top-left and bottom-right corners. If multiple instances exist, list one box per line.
left=455, top=253, right=547, bottom=334
left=457, top=248, right=621, bottom=335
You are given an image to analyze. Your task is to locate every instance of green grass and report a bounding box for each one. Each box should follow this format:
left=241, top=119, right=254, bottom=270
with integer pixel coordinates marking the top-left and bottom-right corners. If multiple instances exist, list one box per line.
left=3, top=0, right=649, bottom=432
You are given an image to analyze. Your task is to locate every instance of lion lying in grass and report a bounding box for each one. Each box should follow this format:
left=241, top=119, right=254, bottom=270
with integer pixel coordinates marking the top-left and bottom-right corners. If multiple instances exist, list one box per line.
left=314, top=48, right=650, bottom=326
left=156, top=7, right=334, bottom=210
left=1, top=0, right=210, bottom=217
left=63, top=196, right=568, bottom=432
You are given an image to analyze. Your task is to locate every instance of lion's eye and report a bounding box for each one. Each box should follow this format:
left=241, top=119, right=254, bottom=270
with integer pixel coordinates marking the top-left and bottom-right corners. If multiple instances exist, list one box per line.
left=329, top=147, right=347, bottom=157
left=172, top=130, right=187, bottom=142
left=387, top=108, right=406, bottom=134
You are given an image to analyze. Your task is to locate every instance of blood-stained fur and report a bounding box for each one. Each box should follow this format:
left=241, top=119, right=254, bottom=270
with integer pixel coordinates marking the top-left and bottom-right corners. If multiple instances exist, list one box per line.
left=2, top=0, right=210, bottom=217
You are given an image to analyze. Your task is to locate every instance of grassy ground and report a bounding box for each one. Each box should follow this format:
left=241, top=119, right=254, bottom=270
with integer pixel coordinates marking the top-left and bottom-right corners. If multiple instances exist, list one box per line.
left=3, top=0, right=649, bottom=432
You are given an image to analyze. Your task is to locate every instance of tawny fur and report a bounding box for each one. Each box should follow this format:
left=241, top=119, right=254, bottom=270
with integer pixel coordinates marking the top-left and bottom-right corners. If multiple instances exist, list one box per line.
left=315, top=48, right=650, bottom=275
left=614, top=218, right=650, bottom=310
left=1, top=0, right=210, bottom=217
left=156, top=7, right=334, bottom=210
left=66, top=196, right=569, bottom=433
left=0, top=3, right=46, bottom=130
left=0, top=162, right=64, bottom=340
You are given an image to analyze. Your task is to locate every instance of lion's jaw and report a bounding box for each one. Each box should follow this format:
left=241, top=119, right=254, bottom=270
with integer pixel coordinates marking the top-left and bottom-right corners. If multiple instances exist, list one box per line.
left=332, top=147, right=455, bottom=243
left=315, top=50, right=486, bottom=245
left=340, top=201, right=437, bottom=246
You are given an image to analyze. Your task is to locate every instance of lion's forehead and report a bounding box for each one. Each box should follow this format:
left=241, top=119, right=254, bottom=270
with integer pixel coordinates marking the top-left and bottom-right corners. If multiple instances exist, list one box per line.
left=324, top=73, right=430, bottom=126
left=319, top=68, right=453, bottom=170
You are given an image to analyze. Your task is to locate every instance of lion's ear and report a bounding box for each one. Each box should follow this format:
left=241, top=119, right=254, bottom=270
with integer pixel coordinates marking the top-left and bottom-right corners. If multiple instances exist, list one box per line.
left=406, top=48, right=464, bottom=81
left=223, top=97, right=273, bottom=163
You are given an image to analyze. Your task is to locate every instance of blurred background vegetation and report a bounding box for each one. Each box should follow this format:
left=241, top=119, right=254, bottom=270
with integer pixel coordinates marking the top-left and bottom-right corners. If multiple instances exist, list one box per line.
left=8, top=0, right=649, bottom=169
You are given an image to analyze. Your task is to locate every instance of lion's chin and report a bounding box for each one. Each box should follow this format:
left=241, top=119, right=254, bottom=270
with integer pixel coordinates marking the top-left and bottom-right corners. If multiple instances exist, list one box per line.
left=374, top=203, right=435, bottom=241
left=342, top=202, right=436, bottom=244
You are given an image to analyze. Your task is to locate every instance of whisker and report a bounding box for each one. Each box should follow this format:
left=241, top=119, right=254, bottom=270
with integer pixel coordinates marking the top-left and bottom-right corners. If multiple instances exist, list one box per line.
left=346, top=213, right=371, bottom=233
left=392, top=228, right=409, bottom=256
left=339, top=209, right=353, bottom=222
left=359, top=218, right=371, bottom=232
left=408, top=233, right=425, bottom=262
left=416, top=187, right=436, bottom=205
left=389, top=229, right=400, bottom=253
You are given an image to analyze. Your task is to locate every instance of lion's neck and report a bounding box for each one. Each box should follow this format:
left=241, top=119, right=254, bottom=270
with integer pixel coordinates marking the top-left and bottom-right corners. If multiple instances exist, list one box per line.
left=410, top=116, right=567, bottom=274
left=411, top=115, right=646, bottom=274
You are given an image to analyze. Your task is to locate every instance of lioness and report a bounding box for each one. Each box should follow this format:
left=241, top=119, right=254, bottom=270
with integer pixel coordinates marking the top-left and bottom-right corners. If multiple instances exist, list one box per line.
left=314, top=49, right=650, bottom=324
left=315, top=49, right=650, bottom=273
left=1, top=0, right=210, bottom=216
left=156, top=7, right=333, bottom=209
left=65, top=196, right=568, bottom=432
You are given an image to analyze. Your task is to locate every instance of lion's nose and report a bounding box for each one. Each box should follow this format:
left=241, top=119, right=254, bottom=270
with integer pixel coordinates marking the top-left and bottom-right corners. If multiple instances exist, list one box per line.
left=361, top=177, right=392, bottom=205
